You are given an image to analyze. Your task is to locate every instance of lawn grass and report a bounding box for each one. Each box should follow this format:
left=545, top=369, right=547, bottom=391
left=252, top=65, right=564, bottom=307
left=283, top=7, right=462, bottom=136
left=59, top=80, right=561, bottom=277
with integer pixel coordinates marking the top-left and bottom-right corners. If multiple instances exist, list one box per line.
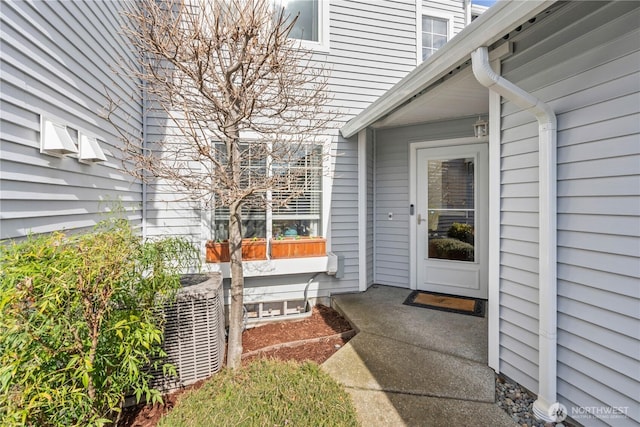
left=158, top=359, right=359, bottom=426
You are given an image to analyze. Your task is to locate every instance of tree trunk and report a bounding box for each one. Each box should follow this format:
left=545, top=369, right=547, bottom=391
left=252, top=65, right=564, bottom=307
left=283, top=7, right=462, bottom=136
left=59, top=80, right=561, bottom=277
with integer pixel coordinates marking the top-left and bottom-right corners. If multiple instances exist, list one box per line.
left=226, top=200, right=244, bottom=369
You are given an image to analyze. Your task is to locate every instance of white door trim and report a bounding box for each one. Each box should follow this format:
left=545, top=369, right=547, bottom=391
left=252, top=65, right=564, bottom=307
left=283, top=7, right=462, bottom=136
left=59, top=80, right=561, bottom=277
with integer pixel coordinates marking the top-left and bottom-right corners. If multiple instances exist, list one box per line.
left=409, top=136, right=488, bottom=290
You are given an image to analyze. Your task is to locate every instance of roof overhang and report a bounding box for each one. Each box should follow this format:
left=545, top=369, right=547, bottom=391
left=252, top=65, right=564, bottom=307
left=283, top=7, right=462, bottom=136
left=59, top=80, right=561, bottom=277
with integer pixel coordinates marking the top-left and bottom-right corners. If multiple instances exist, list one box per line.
left=370, top=63, right=488, bottom=130
left=340, top=0, right=558, bottom=138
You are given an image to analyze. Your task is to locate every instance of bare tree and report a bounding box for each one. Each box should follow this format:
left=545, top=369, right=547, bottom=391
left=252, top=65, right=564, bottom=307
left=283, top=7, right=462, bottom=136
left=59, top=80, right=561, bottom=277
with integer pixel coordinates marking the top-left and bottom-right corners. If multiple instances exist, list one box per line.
left=107, top=0, right=336, bottom=369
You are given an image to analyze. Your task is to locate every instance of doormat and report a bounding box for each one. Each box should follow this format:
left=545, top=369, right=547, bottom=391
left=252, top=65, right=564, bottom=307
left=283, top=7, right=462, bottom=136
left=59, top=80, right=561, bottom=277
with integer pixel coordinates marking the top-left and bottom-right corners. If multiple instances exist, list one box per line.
left=403, top=291, right=485, bottom=317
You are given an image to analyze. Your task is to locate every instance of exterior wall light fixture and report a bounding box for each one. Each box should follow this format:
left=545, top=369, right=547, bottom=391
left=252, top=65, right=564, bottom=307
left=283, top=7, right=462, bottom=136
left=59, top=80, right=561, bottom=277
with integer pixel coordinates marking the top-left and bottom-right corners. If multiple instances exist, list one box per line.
left=473, top=116, right=488, bottom=138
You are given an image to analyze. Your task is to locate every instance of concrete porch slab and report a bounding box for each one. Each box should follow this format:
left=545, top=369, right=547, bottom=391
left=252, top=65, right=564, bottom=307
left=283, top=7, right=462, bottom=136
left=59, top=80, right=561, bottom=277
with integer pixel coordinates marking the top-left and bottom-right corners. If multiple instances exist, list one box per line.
left=331, top=284, right=488, bottom=364
left=322, top=331, right=495, bottom=401
left=344, top=389, right=518, bottom=427
left=322, top=285, right=516, bottom=427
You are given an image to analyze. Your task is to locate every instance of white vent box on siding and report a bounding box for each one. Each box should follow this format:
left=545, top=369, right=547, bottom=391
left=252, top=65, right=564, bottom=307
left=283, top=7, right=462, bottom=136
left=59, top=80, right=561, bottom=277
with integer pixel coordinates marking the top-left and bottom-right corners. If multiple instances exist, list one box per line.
left=40, top=118, right=78, bottom=157
left=326, top=252, right=344, bottom=279
left=78, top=134, right=107, bottom=164
left=149, top=273, right=225, bottom=393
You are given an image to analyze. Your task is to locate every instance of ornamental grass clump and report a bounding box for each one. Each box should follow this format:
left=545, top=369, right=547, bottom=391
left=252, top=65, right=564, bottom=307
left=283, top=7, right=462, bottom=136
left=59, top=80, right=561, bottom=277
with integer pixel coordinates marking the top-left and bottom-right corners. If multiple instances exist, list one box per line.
left=0, top=217, right=198, bottom=427
left=158, top=359, right=359, bottom=427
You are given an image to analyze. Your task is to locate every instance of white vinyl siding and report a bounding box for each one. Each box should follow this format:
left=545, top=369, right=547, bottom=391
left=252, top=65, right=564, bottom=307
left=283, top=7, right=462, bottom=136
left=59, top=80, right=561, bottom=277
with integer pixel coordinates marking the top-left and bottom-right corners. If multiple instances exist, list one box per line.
left=140, top=104, right=202, bottom=242
left=498, top=2, right=640, bottom=425
left=327, top=0, right=418, bottom=114
left=0, top=0, right=142, bottom=240
left=374, top=131, right=411, bottom=286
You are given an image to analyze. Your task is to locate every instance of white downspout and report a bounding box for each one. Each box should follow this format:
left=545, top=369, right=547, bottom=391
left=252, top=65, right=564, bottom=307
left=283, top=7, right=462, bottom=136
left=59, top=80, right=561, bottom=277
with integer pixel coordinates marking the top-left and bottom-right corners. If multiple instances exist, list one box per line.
left=471, top=46, right=559, bottom=423
left=141, top=80, right=148, bottom=240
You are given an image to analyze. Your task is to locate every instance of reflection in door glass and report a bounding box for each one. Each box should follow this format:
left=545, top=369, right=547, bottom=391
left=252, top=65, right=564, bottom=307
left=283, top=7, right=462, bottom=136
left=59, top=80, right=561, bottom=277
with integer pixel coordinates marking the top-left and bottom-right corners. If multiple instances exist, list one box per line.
left=427, top=158, right=475, bottom=262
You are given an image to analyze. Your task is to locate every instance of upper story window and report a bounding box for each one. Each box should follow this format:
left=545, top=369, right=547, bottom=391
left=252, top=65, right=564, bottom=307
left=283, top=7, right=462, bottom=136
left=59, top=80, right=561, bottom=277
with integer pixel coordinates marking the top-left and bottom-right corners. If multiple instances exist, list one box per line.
left=274, top=0, right=328, bottom=50
left=281, top=0, right=319, bottom=42
left=421, top=15, right=449, bottom=61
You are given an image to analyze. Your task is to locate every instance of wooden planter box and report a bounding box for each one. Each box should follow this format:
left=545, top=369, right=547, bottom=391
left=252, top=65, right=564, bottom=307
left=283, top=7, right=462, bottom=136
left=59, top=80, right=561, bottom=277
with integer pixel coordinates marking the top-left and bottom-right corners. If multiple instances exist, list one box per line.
left=205, top=239, right=267, bottom=263
left=270, top=237, right=326, bottom=259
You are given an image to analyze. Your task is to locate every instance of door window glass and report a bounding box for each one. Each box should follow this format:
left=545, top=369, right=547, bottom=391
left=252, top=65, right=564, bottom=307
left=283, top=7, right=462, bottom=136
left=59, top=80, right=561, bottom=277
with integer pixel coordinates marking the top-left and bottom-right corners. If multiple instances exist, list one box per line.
left=427, top=157, right=475, bottom=261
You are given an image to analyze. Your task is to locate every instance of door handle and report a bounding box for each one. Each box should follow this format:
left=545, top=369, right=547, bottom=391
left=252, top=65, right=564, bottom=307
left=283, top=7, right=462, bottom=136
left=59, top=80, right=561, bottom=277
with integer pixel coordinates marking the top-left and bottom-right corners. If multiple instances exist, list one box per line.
left=417, top=213, right=423, bottom=225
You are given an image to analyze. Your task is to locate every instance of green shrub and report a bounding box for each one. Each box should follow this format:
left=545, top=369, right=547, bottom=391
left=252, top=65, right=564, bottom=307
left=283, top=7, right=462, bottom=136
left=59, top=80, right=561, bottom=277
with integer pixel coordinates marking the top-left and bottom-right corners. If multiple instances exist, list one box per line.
left=158, top=359, right=359, bottom=427
left=429, top=238, right=474, bottom=261
left=0, top=218, right=198, bottom=427
left=447, top=222, right=474, bottom=244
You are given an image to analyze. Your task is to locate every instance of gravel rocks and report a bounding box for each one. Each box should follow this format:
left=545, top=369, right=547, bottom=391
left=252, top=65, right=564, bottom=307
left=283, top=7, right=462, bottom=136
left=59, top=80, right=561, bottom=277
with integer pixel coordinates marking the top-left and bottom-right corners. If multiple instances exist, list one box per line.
left=495, top=375, right=577, bottom=427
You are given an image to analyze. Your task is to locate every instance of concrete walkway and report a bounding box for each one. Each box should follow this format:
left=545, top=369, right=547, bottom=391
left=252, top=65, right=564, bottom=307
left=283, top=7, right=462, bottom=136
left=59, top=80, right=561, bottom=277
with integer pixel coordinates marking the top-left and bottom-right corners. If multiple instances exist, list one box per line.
left=322, top=285, right=517, bottom=427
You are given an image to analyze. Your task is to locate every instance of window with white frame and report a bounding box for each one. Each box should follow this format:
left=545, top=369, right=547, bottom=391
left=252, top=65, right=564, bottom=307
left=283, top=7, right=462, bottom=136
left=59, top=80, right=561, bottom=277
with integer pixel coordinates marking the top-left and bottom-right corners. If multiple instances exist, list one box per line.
left=282, top=0, right=319, bottom=41
left=273, top=0, right=327, bottom=49
left=271, top=143, right=323, bottom=238
left=212, top=143, right=323, bottom=240
left=421, top=15, right=449, bottom=61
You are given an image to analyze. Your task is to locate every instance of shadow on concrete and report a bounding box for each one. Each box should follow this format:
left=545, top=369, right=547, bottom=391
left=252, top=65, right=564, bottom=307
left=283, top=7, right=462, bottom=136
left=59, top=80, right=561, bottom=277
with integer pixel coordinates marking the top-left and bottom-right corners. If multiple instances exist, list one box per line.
left=322, top=284, right=517, bottom=426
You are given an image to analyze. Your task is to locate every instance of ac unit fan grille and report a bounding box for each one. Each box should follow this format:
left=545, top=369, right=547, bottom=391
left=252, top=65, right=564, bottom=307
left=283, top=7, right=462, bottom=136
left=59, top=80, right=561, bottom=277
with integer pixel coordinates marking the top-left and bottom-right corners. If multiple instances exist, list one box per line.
left=149, top=273, right=224, bottom=392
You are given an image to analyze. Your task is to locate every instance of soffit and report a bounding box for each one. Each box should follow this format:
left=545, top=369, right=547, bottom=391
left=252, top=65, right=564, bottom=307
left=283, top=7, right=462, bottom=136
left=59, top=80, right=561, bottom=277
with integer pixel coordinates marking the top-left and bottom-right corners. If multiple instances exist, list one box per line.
left=371, top=65, right=488, bottom=129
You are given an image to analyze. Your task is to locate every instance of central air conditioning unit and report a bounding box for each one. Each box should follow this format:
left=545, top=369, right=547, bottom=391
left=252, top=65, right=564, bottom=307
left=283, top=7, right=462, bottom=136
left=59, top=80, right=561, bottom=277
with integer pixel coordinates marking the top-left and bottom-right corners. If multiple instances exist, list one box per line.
left=149, top=273, right=225, bottom=392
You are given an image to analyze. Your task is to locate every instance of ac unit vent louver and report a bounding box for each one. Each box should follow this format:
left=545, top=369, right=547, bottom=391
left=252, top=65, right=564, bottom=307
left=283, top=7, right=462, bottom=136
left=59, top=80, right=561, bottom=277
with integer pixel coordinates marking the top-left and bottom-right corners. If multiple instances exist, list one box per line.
left=149, top=273, right=225, bottom=392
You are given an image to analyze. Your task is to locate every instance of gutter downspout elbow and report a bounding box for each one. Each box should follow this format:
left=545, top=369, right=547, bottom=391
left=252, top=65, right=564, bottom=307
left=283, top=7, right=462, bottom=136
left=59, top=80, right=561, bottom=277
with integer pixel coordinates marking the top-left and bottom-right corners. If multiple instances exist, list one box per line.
left=471, top=47, right=560, bottom=423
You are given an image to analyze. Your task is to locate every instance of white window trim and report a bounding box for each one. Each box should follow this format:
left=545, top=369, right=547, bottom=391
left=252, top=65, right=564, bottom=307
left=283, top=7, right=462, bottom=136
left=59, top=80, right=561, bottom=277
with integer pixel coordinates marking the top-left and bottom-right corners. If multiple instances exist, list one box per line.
left=321, top=136, right=333, bottom=249
left=207, top=255, right=330, bottom=278
left=287, top=0, right=330, bottom=52
left=416, top=7, right=455, bottom=64
left=203, top=135, right=334, bottom=278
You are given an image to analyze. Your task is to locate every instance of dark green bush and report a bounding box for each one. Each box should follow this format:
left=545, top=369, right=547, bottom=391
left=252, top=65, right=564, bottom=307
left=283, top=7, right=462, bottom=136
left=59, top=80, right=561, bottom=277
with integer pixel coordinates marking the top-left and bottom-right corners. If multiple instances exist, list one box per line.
left=447, top=222, right=474, bottom=244
left=0, top=218, right=198, bottom=426
left=429, top=238, right=474, bottom=261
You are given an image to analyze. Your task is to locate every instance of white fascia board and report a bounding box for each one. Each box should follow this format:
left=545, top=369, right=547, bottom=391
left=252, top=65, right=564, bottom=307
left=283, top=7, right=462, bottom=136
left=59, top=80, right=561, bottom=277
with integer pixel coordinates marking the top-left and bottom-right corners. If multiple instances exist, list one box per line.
left=340, top=0, right=556, bottom=139
left=471, top=4, right=489, bottom=17
left=78, top=134, right=107, bottom=164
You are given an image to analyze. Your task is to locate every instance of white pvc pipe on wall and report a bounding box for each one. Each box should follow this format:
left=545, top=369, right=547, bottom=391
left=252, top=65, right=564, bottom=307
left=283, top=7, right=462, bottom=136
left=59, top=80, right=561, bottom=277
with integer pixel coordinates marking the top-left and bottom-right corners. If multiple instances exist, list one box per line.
left=471, top=46, right=559, bottom=423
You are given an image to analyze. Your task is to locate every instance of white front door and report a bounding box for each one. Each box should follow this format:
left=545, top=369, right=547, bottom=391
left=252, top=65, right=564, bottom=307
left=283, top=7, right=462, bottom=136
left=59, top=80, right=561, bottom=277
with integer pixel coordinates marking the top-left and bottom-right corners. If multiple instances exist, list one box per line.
left=416, top=144, right=488, bottom=299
